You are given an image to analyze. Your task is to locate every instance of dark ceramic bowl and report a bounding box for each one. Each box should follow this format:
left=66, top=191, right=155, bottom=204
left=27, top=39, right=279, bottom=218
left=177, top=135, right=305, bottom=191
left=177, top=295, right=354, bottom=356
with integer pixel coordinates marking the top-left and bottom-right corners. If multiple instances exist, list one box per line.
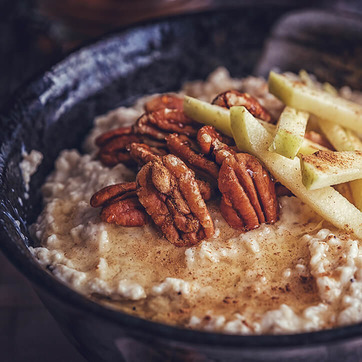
left=1, top=7, right=362, bottom=362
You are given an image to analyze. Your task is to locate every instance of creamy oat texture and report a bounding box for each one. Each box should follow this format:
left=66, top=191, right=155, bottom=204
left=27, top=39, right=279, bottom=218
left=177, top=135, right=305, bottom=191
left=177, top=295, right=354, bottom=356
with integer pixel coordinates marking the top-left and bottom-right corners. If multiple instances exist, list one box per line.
left=30, top=68, right=362, bottom=335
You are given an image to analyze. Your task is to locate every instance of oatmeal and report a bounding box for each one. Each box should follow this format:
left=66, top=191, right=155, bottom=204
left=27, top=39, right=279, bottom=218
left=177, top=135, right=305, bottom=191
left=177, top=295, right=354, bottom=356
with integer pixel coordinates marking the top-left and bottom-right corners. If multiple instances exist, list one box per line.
left=30, top=68, right=362, bottom=334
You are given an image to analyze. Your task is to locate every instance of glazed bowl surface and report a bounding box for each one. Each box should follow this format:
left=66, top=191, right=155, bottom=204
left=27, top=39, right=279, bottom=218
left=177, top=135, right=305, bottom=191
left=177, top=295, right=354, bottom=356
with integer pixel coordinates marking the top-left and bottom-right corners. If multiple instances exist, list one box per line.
left=1, top=6, right=362, bottom=362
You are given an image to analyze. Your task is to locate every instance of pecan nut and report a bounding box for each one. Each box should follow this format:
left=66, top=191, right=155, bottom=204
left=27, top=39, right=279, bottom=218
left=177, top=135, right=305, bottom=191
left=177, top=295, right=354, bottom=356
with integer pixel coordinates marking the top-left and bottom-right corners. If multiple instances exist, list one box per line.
left=95, top=126, right=133, bottom=147
left=197, top=126, right=236, bottom=165
left=212, top=90, right=273, bottom=123
left=101, top=198, right=148, bottom=226
left=275, top=183, right=293, bottom=197
left=128, top=143, right=167, bottom=166
left=136, top=155, right=214, bottom=246
left=145, top=94, right=184, bottom=113
left=196, top=179, right=213, bottom=202
left=90, top=181, right=148, bottom=227
left=218, top=154, right=278, bottom=230
left=134, top=108, right=199, bottom=141
left=129, top=141, right=213, bottom=201
left=95, top=126, right=140, bottom=167
left=90, top=181, right=138, bottom=207
left=166, top=133, right=220, bottom=182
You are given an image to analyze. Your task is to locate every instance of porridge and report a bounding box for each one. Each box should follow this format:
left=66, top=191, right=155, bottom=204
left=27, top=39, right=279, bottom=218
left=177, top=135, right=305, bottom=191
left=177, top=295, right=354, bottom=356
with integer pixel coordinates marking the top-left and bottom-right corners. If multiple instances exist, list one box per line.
left=30, top=68, right=362, bottom=335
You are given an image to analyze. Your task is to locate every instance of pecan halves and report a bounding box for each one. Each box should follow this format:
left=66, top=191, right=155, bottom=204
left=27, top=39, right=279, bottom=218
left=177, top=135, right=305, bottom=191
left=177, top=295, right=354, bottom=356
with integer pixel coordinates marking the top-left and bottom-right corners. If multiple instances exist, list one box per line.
left=128, top=143, right=167, bottom=166
left=95, top=126, right=140, bottom=167
left=101, top=198, right=148, bottom=226
left=218, top=154, right=278, bottom=230
left=95, top=126, right=133, bottom=147
left=212, top=90, right=273, bottom=123
left=129, top=141, right=213, bottom=201
left=145, top=94, right=184, bottom=113
left=134, top=108, right=199, bottom=142
left=136, top=155, right=214, bottom=246
left=90, top=181, right=138, bottom=207
left=197, top=126, right=236, bottom=165
left=90, top=182, right=148, bottom=227
left=196, top=179, right=213, bottom=202
left=166, top=133, right=219, bottom=182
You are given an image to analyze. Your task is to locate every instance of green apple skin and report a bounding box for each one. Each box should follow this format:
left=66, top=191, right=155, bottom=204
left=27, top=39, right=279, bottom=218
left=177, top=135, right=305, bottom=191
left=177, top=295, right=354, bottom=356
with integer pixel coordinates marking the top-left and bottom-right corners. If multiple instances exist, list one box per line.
left=183, top=96, right=232, bottom=137
left=269, top=106, right=309, bottom=159
left=184, top=96, right=325, bottom=155
left=300, top=151, right=362, bottom=190
left=268, top=71, right=362, bottom=133
left=318, top=119, right=362, bottom=211
left=230, top=105, right=362, bottom=239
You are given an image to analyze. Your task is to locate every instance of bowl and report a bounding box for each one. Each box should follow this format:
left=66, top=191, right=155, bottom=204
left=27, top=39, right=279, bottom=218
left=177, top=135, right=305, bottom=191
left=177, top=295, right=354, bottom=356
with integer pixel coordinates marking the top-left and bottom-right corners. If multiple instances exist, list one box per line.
left=1, top=7, right=362, bottom=361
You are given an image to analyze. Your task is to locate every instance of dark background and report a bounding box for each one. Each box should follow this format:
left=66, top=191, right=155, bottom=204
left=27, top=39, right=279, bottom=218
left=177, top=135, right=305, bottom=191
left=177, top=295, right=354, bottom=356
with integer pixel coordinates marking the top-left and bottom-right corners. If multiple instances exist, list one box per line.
left=0, top=0, right=361, bottom=361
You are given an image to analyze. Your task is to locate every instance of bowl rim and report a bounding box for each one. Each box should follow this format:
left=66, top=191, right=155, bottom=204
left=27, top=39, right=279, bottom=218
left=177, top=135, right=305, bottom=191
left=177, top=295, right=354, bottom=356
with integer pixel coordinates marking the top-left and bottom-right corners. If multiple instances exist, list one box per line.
left=1, top=6, right=362, bottom=350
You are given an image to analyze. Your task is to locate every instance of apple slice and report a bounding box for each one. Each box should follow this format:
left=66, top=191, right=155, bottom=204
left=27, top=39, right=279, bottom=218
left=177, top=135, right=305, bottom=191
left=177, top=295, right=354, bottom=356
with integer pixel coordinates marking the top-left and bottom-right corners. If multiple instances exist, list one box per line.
left=318, top=118, right=362, bottom=211
left=269, top=106, right=309, bottom=159
left=298, top=70, right=338, bottom=96
left=318, top=118, right=362, bottom=152
left=230, top=105, right=362, bottom=239
left=346, top=129, right=362, bottom=150
left=249, top=119, right=325, bottom=155
left=268, top=71, right=362, bottom=133
left=183, top=96, right=232, bottom=137
left=183, top=96, right=325, bottom=155
left=300, top=150, right=362, bottom=190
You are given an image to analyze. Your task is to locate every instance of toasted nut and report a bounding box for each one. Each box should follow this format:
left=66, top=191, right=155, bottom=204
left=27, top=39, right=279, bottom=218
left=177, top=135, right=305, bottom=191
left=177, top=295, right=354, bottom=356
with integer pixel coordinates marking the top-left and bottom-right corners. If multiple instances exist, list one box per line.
left=145, top=94, right=184, bottom=113
left=166, top=133, right=219, bottom=182
left=129, top=142, right=213, bottom=201
left=90, top=182, right=148, bottom=227
left=128, top=143, right=167, bottom=165
left=96, top=127, right=140, bottom=167
left=95, top=126, right=134, bottom=147
left=90, top=182, right=138, bottom=208
left=212, top=90, right=273, bottom=123
left=101, top=197, right=148, bottom=226
left=134, top=109, right=199, bottom=141
left=197, top=126, right=236, bottom=165
left=137, top=155, right=214, bottom=246
left=218, top=154, right=279, bottom=230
